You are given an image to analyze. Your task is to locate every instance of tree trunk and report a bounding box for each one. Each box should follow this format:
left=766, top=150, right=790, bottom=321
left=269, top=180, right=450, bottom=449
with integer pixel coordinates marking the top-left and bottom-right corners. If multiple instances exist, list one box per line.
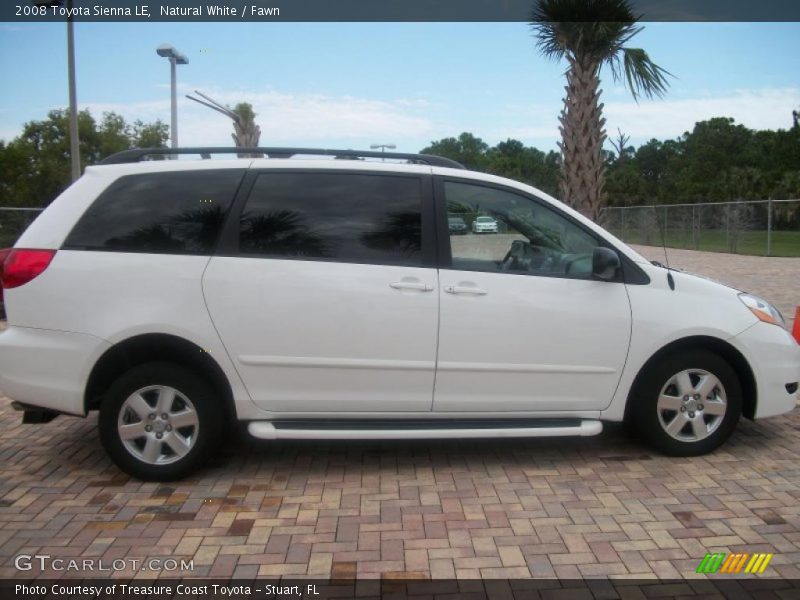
left=232, top=121, right=262, bottom=158
left=558, top=56, right=606, bottom=221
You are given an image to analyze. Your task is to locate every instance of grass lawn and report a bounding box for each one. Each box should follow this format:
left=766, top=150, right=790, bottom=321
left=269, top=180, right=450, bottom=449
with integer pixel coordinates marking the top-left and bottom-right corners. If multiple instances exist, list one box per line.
left=607, top=229, right=800, bottom=257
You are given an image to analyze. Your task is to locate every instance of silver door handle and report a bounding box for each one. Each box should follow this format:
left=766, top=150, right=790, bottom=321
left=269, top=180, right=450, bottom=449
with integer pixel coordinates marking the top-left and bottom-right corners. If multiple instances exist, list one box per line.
left=445, top=285, right=487, bottom=295
left=390, top=281, right=434, bottom=292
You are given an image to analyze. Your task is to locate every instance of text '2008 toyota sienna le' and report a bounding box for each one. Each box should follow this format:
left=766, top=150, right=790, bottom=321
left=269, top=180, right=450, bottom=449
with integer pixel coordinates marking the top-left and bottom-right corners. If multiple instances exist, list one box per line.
left=0, top=147, right=797, bottom=480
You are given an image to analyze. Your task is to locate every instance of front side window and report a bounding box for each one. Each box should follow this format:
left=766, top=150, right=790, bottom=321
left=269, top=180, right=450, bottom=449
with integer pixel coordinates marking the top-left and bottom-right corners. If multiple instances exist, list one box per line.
left=445, top=181, right=598, bottom=277
left=239, top=172, right=423, bottom=266
left=64, top=170, right=243, bottom=254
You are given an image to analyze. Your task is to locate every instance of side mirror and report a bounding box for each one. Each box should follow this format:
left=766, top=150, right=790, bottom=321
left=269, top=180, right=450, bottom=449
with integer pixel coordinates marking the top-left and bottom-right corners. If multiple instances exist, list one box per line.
left=592, top=247, right=621, bottom=281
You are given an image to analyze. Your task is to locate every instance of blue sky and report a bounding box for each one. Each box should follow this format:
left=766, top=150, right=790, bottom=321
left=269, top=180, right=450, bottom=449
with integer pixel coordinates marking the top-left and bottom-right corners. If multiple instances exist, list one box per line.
left=0, top=22, right=798, bottom=152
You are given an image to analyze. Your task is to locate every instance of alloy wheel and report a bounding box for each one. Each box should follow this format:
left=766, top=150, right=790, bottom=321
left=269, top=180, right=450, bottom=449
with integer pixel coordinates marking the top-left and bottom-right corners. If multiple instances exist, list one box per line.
left=656, top=368, right=727, bottom=442
left=117, top=385, right=199, bottom=465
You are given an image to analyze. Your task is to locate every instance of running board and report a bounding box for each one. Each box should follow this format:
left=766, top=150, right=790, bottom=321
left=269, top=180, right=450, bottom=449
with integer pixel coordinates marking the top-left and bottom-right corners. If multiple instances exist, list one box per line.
left=247, top=419, right=602, bottom=440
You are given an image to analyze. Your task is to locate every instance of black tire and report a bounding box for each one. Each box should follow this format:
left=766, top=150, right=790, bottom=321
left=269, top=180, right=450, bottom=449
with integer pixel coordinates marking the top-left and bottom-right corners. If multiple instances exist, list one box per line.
left=630, top=349, right=742, bottom=456
left=99, top=362, right=223, bottom=481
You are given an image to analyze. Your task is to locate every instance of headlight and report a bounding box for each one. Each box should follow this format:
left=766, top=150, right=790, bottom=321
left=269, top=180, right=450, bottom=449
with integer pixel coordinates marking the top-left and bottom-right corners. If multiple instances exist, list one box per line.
left=739, top=293, right=786, bottom=329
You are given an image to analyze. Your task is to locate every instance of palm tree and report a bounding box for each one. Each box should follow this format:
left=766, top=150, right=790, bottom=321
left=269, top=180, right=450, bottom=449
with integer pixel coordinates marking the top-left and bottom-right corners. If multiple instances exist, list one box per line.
left=531, top=0, right=670, bottom=220
left=185, top=91, right=262, bottom=157
left=230, top=103, right=262, bottom=150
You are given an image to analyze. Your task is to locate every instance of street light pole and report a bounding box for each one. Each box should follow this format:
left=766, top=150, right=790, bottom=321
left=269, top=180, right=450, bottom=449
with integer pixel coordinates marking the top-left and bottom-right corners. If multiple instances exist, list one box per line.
left=156, top=44, right=188, bottom=155
left=170, top=57, right=177, bottom=148
left=370, top=143, right=396, bottom=162
left=66, top=1, right=80, bottom=181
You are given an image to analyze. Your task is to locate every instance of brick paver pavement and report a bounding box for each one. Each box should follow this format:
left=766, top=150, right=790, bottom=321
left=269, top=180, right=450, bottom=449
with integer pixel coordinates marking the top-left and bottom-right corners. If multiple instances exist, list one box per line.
left=0, top=399, right=799, bottom=581
left=1, top=248, right=799, bottom=582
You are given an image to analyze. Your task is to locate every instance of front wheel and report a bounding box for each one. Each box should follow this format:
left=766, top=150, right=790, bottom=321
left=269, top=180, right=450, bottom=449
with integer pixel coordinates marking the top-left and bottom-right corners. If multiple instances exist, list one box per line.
left=99, top=362, right=223, bottom=481
left=630, top=349, right=742, bottom=456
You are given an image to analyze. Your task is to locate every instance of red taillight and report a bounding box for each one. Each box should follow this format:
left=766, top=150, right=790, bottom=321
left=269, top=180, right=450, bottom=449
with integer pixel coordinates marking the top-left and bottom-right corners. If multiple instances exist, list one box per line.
left=0, top=248, right=9, bottom=302
left=1, top=249, right=57, bottom=290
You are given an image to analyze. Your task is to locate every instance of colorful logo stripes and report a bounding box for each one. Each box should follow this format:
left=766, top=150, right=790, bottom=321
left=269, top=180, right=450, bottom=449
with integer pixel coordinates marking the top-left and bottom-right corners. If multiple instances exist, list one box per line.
left=696, top=552, right=773, bottom=574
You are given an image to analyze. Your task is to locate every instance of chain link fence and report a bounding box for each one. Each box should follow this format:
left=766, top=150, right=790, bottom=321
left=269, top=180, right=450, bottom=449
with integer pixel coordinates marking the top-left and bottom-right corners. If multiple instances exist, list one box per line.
left=600, top=200, right=800, bottom=257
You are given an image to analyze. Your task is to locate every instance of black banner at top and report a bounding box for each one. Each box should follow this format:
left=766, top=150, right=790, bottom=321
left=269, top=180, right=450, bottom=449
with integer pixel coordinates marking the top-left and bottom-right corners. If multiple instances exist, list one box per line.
left=3, top=0, right=800, bottom=23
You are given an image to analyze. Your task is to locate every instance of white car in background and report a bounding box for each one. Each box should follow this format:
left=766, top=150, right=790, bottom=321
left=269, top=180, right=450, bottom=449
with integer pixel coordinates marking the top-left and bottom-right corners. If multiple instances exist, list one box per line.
left=0, top=147, right=797, bottom=481
left=472, top=215, right=499, bottom=233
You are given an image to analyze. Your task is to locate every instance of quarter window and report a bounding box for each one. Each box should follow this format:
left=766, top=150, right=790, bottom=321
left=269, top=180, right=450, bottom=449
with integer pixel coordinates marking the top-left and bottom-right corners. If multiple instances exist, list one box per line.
left=63, top=170, right=243, bottom=254
left=445, top=181, right=598, bottom=278
left=239, top=172, right=423, bottom=266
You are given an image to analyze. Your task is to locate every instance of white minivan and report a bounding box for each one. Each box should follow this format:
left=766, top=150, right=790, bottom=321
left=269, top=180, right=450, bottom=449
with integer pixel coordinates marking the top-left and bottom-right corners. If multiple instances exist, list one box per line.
left=0, top=147, right=797, bottom=480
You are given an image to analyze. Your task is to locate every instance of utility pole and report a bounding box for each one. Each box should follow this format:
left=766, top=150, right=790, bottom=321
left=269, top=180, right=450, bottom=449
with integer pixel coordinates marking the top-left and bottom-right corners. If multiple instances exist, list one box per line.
left=35, top=0, right=81, bottom=180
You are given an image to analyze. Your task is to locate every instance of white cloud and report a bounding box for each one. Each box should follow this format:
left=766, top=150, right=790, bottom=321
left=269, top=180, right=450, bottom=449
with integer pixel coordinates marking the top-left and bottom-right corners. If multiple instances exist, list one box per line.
left=479, top=103, right=561, bottom=146
left=12, top=85, right=798, bottom=153
left=603, top=87, right=800, bottom=141
left=485, top=87, right=800, bottom=150
left=83, top=86, right=435, bottom=148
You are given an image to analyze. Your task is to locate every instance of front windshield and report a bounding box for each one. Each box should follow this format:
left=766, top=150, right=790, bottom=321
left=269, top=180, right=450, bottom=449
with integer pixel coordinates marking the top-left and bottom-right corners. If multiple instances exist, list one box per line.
left=476, top=217, right=494, bottom=223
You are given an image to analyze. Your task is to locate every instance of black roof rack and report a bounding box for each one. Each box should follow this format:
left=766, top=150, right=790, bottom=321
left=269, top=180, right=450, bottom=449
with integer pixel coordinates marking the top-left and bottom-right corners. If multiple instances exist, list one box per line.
left=99, top=147, right=465, bottom=169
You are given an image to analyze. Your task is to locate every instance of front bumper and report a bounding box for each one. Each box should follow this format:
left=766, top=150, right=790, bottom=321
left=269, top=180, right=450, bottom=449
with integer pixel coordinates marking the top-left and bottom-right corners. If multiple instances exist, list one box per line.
left=732, top=322, right=800, bottom=418
left=0, top=325, right=110, bottom=416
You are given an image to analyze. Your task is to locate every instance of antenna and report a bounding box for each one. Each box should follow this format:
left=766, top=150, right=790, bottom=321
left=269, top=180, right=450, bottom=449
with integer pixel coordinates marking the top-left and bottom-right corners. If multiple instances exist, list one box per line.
left=652, top=204, right=670, bottom=269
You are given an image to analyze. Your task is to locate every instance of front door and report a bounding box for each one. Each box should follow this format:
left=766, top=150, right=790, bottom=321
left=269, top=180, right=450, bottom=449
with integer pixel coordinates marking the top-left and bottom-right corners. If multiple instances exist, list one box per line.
left=203, top=169, right=439, bottom=413
left=433, top=179, right=632, bottom=413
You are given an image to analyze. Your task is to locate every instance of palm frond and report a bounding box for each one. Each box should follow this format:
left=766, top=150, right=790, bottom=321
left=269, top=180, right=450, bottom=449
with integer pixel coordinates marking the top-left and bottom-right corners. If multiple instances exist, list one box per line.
left=530, top=0, right=639, bottom=61
left=621, top=47, right=673, bottom=100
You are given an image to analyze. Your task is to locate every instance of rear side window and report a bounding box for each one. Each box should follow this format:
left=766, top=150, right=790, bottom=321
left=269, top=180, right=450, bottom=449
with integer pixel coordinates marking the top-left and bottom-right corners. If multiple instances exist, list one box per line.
left=63, top=170, right=243, bottom=254
left=239, top=172, right=423, bottom=266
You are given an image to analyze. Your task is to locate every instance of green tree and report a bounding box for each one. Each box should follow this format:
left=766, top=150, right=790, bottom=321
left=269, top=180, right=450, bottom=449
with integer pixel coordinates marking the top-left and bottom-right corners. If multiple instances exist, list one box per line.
left=674, top=118, right=752, bottom=201
left=97, top=112, right=130, bottom=159
left=486, top=139, right=561, bottom=196
left=531, top=0, right=670, bottom=220
left=604, top=161, right=645, bottom=206
left=0, top=109, right=168, bottom=208
left=421, top=120, right=799, bottom=213
left=420, top=134, right=561, bottom=195
left=420, top=132, right=489, bottom=171
left=131, top=120, right=169, bottom=149
left=629, top=138, right=681, bottom=202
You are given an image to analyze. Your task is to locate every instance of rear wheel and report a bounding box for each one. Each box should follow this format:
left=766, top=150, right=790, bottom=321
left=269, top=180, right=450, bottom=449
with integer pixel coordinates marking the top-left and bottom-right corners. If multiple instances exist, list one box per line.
left=631, top=349, right=742, bottom=456
left=99, top=362, right=223, bottom=481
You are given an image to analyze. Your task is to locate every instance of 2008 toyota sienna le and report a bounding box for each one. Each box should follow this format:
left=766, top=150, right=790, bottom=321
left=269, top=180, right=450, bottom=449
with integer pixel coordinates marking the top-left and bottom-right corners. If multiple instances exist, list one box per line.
left=0, top=147, right=797, bottom=480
